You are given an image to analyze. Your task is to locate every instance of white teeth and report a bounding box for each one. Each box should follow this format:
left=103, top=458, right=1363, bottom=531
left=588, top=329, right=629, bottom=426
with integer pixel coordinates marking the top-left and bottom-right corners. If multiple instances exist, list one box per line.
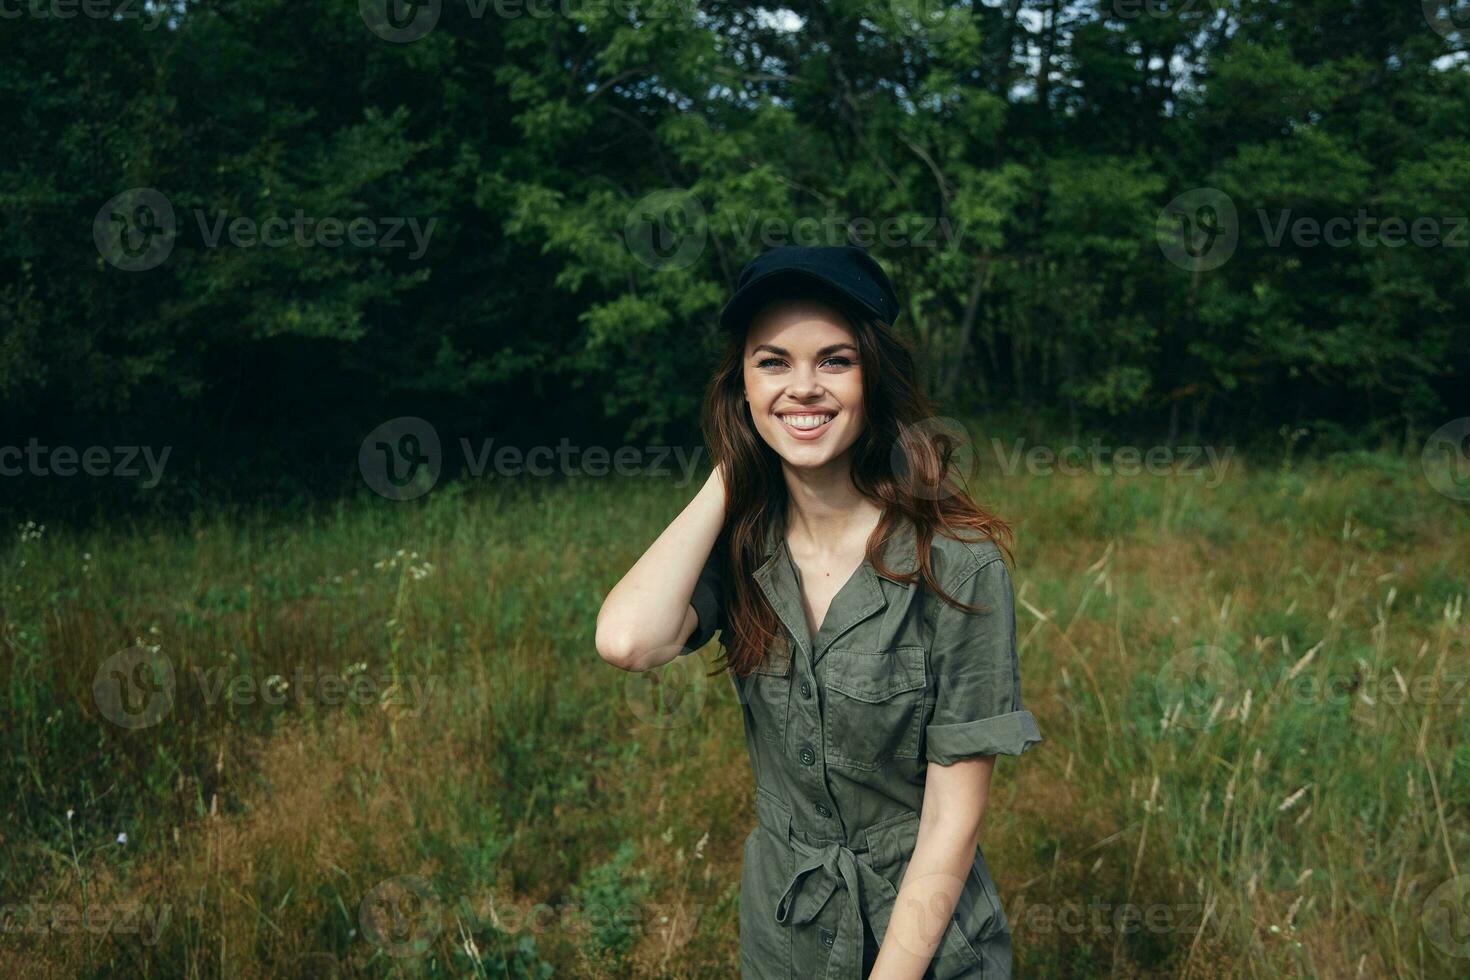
left=780, top=414, right=835, bottom=430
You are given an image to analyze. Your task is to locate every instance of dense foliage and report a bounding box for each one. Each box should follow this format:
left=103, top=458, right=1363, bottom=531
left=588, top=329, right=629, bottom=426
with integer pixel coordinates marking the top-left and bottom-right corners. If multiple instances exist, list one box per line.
left=3, top=1, right=1467, bottom=510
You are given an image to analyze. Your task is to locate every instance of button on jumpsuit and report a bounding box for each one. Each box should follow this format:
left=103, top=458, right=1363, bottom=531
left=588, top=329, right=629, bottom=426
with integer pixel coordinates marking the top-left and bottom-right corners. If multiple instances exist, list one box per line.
left=677, top=516, right=1043, bottom=979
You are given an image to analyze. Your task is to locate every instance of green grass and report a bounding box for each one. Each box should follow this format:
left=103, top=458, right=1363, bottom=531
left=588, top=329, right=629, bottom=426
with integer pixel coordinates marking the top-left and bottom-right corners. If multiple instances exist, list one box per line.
left=0, top=449, right=1466, bottom=978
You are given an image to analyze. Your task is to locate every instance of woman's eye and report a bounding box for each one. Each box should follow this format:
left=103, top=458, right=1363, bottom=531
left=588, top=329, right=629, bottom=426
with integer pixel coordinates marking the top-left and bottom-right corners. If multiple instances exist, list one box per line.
left=755, top=355, right=854, bottom=369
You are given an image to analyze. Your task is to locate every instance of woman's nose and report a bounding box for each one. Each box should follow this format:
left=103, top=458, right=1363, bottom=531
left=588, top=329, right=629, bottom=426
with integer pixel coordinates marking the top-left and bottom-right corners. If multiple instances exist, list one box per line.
left=786, top=366, right=825, bottom=397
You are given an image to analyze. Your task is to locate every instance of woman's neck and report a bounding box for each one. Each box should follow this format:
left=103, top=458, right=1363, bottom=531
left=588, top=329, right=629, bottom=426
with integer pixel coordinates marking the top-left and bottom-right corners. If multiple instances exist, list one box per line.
left=781, top=462, right=883, bottom=557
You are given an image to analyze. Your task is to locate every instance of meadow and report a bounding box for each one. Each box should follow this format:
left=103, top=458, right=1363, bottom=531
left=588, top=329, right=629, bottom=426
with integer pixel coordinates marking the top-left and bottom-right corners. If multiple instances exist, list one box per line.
left=1, top=440, right=1466, bottom=978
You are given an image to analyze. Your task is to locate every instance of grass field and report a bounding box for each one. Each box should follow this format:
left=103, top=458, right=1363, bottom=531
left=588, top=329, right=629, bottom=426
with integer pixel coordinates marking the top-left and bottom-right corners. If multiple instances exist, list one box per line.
left=1, top=442, right=1467, bottom=978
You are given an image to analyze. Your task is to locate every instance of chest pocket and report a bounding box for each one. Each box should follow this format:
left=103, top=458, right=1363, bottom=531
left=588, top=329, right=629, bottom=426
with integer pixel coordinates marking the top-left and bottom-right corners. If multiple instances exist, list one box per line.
left=744, top=633, right=794, bottom=746
left=821, top=645, right=926, bottom=770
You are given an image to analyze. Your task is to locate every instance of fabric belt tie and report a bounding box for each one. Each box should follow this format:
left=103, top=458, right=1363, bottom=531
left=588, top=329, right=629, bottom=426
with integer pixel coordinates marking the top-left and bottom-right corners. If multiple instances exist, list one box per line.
left=772, top=833, right=894, bottom=979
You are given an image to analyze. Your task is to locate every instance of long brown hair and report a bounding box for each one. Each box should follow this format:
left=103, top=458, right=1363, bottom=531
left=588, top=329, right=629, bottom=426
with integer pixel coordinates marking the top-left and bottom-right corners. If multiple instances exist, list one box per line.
left=700, top=293, right=1015, bottom=678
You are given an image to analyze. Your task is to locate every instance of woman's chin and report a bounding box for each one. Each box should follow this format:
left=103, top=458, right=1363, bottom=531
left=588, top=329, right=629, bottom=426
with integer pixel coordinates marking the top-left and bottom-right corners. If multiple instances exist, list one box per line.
left=768, top=443, right=853, bottom=473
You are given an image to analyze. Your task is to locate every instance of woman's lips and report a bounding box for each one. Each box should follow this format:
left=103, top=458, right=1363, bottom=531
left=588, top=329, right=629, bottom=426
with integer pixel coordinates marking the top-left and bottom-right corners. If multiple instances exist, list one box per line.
left=777, top=413, right=836, bottom=440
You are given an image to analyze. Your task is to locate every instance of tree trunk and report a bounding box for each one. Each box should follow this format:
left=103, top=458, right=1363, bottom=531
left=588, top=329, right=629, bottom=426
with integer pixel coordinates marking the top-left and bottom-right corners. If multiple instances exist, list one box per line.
left=941, top=248, right=994, bottom=401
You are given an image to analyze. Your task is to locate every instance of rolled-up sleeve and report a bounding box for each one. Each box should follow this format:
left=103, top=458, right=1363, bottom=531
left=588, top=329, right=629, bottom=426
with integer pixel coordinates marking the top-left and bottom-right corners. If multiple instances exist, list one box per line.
left=678, top=540, right=725, bottom=655
left=924, top=553, right=1042, bottom=762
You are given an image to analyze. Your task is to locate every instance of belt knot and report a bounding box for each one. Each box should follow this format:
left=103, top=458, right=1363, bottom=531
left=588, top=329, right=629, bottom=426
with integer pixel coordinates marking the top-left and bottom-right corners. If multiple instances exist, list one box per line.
left=772, top=833, right=892, bottom=979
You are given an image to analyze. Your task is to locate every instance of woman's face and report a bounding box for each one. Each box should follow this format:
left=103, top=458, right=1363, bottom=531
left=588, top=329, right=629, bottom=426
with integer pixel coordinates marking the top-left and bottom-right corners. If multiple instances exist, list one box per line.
left=742, top=298, right=866, bottom=472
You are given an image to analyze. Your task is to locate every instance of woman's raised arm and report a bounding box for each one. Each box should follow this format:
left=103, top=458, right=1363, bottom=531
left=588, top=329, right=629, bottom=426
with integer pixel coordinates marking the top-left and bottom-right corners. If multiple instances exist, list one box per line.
left=595, top=465, right=727, bottom=672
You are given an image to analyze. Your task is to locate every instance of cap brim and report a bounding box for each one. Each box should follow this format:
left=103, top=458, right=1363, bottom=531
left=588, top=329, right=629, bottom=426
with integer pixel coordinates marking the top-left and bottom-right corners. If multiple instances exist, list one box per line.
left=719, top=268, right=874, bottom=334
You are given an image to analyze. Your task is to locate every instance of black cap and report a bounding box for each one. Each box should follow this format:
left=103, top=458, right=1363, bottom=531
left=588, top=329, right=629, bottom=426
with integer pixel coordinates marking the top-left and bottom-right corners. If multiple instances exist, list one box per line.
left=719, top=245, right=900, bottom=334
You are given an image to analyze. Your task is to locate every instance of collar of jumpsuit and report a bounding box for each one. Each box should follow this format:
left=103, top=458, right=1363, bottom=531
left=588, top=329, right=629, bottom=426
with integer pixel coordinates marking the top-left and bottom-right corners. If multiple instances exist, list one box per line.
left=700, top=509, right=1038, bottom=978
left=752, top=513, right=920, bottom=669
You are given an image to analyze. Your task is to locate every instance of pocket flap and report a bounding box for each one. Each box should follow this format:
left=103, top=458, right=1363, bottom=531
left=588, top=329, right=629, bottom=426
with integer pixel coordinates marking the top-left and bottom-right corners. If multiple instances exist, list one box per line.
left=824, top=645, right=925, bottom=702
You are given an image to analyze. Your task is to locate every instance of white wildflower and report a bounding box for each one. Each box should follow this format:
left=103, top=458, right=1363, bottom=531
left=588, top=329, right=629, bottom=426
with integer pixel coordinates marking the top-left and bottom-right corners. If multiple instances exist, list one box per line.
left=1278, top=784, right=1311, bottom=812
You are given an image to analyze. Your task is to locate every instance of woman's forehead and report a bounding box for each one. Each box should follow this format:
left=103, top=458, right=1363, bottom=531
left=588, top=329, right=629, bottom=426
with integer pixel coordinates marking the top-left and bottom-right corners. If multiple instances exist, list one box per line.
left=745, top=298, right=857, bottom=347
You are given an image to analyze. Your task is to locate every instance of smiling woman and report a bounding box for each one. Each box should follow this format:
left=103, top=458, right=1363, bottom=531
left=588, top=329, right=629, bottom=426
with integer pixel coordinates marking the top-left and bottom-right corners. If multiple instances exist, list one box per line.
left=748, top=308, right=864, bottom=449
left=596, top=244, right=1040, bottom=979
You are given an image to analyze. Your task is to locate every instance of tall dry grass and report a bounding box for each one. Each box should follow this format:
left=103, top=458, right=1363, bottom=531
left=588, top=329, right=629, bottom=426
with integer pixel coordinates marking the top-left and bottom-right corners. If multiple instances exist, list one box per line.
left=1, top=446, right=1466, bottom=977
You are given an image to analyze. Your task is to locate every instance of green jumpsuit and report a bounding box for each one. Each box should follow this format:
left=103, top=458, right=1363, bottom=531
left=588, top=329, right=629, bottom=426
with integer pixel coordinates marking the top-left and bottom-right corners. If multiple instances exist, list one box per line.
left=678, top=514, right=1042, bottom=979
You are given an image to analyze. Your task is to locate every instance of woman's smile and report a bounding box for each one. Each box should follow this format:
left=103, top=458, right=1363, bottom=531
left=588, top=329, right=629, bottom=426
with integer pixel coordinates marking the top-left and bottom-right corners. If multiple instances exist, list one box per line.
left=777, top=410, right=837, bottom=439
left=740, top=298, right=866, bottom=470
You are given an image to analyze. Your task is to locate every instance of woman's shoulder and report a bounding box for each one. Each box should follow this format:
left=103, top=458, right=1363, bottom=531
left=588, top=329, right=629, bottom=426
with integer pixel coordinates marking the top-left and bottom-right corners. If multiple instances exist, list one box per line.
left=927, top=525, right=1006, bottom=588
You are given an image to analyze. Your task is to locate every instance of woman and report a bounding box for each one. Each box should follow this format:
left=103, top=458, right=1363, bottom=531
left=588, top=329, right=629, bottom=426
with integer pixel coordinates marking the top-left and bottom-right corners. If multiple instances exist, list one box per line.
left=596, top=244, right=1042, bottom=979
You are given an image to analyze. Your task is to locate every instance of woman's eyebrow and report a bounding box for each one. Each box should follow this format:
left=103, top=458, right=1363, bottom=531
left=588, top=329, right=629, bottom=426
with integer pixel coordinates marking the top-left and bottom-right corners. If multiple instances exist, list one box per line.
left=750, top=343, right=859, bottom=358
